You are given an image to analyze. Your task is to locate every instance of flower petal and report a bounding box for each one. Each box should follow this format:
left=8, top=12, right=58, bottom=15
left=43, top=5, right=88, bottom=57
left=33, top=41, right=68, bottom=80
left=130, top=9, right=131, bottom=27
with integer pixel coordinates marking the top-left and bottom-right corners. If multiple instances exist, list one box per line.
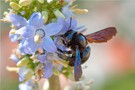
left=56, top=17, right=77, bottom=34
left=66, top=17, right=77, bottom=30
left=28, top=12, right=44, bottom=29
left=58, top=64, right=63, bottom=71
left=54, top=37, right=67, bottom=51
left=42, top=36, right=57, bottom=53
left=62, top=5, right=74, bottom=18
left=9, top=14, right=27, bottom=29
left=19, top=83, right=32, bottom=90
left=55, top=18, right=68, bottom=35
left=19, top=79, right=34, bottom=90
left=10, top=54, right=19, bottom=63
left=37, top=54, right=46, bottom=63
left=19, top=38, right=38, bottom=54
left=44, top=23, right=63, bottom=36
left=74, top=25, right=86, bottom=32
left=9, top=34, right=20, bottom=42
left=16, top=25, right=34, bottom=38
left=57, top=17, right=65, bottom=24
left=18, top=66, right=33, bottom=82
left=57, top=22, right=69, bottom=34
left=18, top=66, right=28, bottom=82
left=43, top=62, right=53, bottom=78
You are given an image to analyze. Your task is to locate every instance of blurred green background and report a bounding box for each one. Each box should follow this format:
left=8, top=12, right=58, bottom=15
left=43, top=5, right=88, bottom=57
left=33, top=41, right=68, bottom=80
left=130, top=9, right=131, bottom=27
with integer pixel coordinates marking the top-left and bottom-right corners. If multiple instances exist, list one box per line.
left=1, top=0, right=135, bottom=90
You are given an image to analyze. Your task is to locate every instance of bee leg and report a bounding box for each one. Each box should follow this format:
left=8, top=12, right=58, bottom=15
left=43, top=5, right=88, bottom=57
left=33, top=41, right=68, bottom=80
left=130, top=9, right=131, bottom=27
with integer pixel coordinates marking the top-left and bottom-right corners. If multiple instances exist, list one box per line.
left=57, top=48, right=73, bottom=54
left=74, top=46, right=82, bottom=81
left=56, top=52, right=72, bottom=61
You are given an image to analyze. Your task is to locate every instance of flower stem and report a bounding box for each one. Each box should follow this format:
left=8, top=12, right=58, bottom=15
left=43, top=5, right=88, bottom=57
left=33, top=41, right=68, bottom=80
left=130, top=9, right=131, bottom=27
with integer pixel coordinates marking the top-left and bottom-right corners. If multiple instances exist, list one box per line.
left=49, top=75, right=61, bottom=90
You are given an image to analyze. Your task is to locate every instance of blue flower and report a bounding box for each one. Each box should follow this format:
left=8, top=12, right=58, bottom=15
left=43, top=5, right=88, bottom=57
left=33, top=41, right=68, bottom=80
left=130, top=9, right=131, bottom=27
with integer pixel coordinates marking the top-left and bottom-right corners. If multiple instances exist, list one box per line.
left=10, top=54, right=19, bottom=63
left=19, top=79, right=35, bottom=90
left=37, top=54, right=46, bottom=63
left=57, top=17, right=77, bottom=34
left=43, top=61, right=53, bottom=78
left=9, top=13, right=27, bottom=29
left=19, top=38, right=38, bottom=55
left=37, top=53, right=63, bottom=78
left=9, top=12, right=63, bottom=54
left=9, top=33, right=20, bottom=42
left=18, top=66, right=34, bottom=82
left=19, top=82, right=32, bottom=90
left=74, top=25, right=86, bottom=32
left=54, top=17, right=77, bottom=51
left=19, top=83, right=32, bottom=90
left=62, top=0, right=74, bottom=18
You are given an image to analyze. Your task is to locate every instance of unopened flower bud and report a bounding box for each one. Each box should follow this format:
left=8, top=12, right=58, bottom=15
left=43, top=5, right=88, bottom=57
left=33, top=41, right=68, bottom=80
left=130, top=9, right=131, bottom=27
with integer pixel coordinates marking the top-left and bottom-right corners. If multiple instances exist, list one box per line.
left=73, top=8, right=88, bottom=13
left=53, top=9, right=65, bottom=19
left=11, top=24, right=16, bottom=29
left=38, top=0, right=44, bottom=3
left=9, top=29, right=16, bottom=34
left=17, top=56, right=29, bottom=67
left=47, top=0, right=52, bottom=3
left=6, top=66, right=19, bottom=73
left=9, top=2, right=21, bottom=10
left=42, top=11, right=48, bottom=23
left=4, top=12, right=8, bottom=16
left=19, top=0, right=32, bottom=6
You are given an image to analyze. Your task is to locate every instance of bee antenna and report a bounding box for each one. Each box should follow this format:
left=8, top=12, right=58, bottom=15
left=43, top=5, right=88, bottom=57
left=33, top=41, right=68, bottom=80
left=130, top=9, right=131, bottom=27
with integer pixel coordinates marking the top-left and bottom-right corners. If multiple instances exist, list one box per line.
left=68, top=17, right=72, bottom=30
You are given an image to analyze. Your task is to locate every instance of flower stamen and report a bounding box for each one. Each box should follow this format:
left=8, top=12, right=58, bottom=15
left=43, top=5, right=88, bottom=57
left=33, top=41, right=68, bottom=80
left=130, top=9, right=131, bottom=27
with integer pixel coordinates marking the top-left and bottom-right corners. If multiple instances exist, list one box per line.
left=34, top=29, right=45, bottom=43
left=35, top=29, right=45, bottom=38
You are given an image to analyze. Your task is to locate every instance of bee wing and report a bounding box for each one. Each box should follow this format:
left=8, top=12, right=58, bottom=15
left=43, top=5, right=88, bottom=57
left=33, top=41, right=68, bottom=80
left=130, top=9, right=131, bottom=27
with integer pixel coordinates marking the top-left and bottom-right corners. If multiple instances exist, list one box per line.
left=74, top=47, right=82, bottom=81
left=86, top=27, right=117, bottom=43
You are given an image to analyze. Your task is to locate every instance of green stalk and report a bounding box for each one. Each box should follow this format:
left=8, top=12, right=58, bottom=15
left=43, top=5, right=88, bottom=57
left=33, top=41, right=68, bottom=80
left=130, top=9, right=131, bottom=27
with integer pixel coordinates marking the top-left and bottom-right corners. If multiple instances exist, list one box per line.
left=49, top=75, right=61, bottom=90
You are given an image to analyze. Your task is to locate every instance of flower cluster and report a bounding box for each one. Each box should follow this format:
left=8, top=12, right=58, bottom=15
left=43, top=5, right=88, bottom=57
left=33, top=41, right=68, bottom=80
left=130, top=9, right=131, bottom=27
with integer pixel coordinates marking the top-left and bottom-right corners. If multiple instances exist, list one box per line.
left=2, top=0, right=89, bottom=90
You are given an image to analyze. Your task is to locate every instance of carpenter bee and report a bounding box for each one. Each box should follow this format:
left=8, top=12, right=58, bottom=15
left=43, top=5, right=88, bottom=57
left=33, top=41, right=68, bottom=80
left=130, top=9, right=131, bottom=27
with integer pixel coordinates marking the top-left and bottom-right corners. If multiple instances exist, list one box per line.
left=56, top=18, right=117, bottom=81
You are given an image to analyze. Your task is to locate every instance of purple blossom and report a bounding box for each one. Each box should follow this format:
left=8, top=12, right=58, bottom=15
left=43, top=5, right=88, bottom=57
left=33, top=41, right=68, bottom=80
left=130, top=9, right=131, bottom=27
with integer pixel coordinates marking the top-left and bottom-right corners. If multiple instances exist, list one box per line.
left=19, top=82, right=32, bottom=90
left=18, top=79, right=35, bottom=90
left=9, top=13, right=27, bottom=29
left=10, top=54, right=19, bottom=63
left=9, top=12, right=63, bottom=54
left=9, top=33, right=20, bottom=42
left=62, top=0, right=74, bottom=18
left=74, top=25, right=87, bottom=32
left=57, top=17, right=77, bottom=34
left=43, top=61, right=53, bottom=78
left=37, top=53, right=63, bottom=78
left=54, top=17, right=77, bottom=51
left=18, top=66, right=33, bottom=82
left=19, top=38, right=38, bottom=55
left=37, top=54, right=46, bottom=63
